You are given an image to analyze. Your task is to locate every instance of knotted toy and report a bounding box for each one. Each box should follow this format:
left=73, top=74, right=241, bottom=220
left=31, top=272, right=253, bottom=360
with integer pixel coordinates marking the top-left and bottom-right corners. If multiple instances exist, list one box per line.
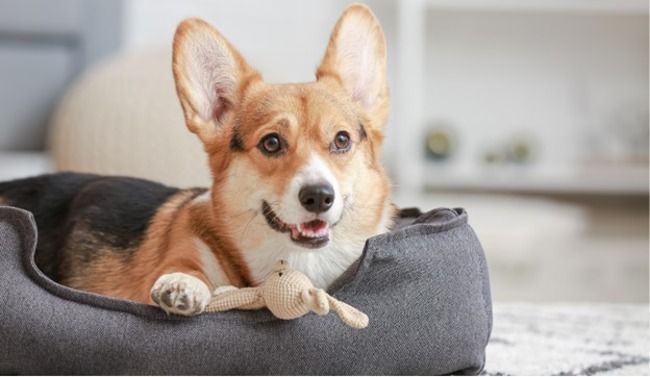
left=206, top=260, right=369, bottom=329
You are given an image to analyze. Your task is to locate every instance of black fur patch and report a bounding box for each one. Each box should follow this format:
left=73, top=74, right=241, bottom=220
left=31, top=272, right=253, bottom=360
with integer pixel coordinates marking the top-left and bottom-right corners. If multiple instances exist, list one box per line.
left=65, top=177, right=180, bottom=251
left=358, top=123, right=368, bottom=141
left=230, top=129, right=245, bottom=151
left=0, top=173, right=102, bottom=279
left=0, top=173, right=182, bottom=280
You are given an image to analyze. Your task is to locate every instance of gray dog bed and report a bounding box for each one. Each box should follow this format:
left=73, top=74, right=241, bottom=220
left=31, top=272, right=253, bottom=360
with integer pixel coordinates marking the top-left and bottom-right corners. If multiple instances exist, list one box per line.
left=0, top=205, right=491, bottom=375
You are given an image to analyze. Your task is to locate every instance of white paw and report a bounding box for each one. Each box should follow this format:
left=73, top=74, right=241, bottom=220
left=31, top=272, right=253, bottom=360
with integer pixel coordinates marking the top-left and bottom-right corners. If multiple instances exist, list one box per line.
left=150, top=273, right=211, bottom=316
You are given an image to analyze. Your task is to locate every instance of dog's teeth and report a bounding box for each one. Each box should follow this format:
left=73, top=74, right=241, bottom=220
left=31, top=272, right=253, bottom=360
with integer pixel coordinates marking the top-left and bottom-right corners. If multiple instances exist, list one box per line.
left=290, top=221, right=331, bottom=239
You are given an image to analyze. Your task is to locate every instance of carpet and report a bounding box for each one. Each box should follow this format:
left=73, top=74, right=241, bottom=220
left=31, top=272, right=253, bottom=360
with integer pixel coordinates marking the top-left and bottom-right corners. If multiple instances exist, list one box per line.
left=484, top=303, right=650, bottom=375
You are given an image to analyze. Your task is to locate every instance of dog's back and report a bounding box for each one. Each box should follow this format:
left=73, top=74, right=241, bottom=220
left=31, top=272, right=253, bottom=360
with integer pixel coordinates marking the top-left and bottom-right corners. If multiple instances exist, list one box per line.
left=0, top=172, right=181, bottom=281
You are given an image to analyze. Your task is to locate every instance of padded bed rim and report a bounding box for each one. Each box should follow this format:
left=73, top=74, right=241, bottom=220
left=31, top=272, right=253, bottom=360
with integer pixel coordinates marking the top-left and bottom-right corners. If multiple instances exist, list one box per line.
left=4, top=205, right=473, bottom=322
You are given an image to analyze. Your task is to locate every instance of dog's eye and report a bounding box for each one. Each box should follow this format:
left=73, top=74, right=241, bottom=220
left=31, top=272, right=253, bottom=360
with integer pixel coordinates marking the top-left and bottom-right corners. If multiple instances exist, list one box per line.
left=259, top=133, right=284, bottom=156
left=331, top=131, right=351, bottom=153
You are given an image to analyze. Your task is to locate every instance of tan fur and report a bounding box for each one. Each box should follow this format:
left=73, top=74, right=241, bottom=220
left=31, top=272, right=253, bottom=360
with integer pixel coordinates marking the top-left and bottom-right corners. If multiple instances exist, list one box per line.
left=75, top=4, right=394, bottom=305
left=64, top=189, right=210, bottom=303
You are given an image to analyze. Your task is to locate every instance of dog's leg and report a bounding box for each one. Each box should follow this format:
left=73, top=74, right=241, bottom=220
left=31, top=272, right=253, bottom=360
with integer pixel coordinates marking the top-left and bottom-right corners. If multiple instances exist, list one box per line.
left=150, top=272, right=212, bottom=316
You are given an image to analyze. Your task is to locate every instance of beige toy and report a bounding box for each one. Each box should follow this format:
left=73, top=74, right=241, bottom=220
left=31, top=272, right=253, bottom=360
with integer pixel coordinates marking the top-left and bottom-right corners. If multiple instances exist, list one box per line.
left=206, top=260, right=369, bottom=329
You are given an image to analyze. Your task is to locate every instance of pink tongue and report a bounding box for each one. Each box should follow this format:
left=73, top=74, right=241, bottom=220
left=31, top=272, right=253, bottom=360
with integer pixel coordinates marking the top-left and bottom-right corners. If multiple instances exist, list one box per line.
left=301, top=220, right=327, bottom=233
left=289, top=220, right=329, bottom=239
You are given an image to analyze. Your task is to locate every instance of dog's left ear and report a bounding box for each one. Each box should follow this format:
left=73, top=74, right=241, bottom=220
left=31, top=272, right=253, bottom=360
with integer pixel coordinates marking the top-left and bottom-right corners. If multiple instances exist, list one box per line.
left=316, top=4, right=389, bottom=129
left=173, top=18, right=260, bottom=144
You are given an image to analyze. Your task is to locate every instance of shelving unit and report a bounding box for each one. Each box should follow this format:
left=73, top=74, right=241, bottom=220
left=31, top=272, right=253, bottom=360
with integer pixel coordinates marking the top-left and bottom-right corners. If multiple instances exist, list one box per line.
left=423, top=0, right=649, bottom=14
left=393, top=0, right=649, bottom=196
left=422, top=164, right=649, bottom=195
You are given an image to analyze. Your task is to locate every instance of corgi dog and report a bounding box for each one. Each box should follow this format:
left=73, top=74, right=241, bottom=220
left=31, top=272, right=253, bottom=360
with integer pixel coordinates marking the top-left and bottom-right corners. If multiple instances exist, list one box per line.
left=0, top=4, right=394, bottom=316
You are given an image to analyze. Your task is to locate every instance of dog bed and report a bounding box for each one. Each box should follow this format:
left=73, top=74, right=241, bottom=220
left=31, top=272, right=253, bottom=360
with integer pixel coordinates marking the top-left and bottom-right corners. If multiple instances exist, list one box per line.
left=0, top=205, right=492, bottom=375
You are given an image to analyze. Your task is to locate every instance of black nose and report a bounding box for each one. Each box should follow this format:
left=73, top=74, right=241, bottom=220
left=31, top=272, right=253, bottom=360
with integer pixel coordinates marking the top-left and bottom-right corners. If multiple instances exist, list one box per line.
left=299, top=183, right=335, bottom=213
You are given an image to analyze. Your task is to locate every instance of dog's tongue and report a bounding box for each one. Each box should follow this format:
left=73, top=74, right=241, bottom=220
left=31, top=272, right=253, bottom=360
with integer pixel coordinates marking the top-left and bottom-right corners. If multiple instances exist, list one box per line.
left=302, top=220, right=328, bottom=233
left=290, top=219, right=329, bottom=239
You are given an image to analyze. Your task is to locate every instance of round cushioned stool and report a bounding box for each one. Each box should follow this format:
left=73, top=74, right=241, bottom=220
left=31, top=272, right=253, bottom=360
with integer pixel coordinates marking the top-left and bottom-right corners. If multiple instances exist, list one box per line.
left=49, top=50, right=211, bottom=188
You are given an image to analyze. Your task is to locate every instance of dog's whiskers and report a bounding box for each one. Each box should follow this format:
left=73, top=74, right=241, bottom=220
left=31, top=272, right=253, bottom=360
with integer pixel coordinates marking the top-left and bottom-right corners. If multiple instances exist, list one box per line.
left=239, top=211, right=259, bottom=243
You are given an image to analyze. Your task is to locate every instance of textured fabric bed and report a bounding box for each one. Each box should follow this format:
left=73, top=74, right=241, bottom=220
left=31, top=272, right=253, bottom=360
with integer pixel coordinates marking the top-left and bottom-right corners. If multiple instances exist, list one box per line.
left=0, top=205, right=492, bottom=375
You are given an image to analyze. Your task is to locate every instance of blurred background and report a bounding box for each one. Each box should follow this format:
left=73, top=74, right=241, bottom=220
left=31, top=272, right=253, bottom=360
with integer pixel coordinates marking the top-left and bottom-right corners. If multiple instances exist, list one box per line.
left=0, top=0, right=648, bottom=303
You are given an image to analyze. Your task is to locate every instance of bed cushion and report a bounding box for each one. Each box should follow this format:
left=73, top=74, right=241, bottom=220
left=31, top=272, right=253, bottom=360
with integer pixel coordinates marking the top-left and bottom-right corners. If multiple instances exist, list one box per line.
left=0, top=205, right=492, bottom=375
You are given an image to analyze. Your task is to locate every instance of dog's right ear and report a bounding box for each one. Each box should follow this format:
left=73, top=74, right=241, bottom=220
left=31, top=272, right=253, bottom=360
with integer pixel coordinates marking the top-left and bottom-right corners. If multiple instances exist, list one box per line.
left=173, top=18, right=260, bottom=144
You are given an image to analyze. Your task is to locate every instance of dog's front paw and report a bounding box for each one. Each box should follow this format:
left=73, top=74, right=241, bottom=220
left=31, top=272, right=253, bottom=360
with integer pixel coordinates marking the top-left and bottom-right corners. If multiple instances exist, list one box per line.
left=151, top=273, right=211, bottom=316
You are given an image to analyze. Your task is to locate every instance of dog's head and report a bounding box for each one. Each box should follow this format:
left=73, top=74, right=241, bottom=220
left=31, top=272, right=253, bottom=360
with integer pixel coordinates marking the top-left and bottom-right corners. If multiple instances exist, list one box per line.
left=172, top=4, right=393, bottom=287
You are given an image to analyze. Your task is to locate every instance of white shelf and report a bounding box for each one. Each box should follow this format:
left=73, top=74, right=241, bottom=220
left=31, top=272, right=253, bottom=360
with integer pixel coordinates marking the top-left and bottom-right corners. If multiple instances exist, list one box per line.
left=423, top=0, right=649, bottom=14
left=422, top=164, right=649, bottom=195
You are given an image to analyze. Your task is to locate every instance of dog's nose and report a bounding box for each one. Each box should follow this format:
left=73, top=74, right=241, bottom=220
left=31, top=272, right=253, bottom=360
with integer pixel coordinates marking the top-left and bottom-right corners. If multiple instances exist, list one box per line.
left=299, top=184, right=335, bottom=213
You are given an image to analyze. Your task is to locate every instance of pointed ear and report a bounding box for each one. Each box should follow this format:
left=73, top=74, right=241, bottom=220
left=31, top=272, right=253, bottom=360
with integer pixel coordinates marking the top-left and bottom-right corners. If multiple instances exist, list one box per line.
left=173, top=18, right=260, bottom=144
left=316, top=4, right=389, bottom=128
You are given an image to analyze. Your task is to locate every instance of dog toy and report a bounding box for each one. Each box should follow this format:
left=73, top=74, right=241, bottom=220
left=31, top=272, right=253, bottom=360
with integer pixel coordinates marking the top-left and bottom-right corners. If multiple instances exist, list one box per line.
left=206, top=260, right=369, bottom=329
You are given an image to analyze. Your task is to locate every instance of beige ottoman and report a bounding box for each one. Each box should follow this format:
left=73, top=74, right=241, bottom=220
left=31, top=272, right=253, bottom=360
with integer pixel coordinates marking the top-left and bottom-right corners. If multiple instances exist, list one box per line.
left=49, top=49, right=211, bottom=188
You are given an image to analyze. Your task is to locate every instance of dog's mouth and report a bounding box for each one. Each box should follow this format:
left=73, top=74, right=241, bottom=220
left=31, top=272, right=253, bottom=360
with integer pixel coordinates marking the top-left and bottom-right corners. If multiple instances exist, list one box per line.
left=262, top=201, right=330, bottom=249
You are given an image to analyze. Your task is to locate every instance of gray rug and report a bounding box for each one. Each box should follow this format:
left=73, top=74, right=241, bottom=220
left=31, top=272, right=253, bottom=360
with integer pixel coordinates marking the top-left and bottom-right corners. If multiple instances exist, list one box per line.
left=484, top=303, right=650, bottom=376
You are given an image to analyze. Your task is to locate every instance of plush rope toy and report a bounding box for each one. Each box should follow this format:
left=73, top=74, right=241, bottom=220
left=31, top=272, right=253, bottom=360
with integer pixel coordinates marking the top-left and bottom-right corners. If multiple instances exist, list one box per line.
left=206, top=260, right=369, bottom=329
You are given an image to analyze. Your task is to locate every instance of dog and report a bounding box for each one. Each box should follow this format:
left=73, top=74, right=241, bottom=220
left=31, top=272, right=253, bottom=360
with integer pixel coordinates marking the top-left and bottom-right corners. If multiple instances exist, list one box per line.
left=0, top=4, right=394, bottom=316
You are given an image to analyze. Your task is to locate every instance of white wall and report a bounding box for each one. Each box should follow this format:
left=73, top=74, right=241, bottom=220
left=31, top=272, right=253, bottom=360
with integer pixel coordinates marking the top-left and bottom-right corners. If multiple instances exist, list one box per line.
left=122, top=0, right=348, bottom=82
